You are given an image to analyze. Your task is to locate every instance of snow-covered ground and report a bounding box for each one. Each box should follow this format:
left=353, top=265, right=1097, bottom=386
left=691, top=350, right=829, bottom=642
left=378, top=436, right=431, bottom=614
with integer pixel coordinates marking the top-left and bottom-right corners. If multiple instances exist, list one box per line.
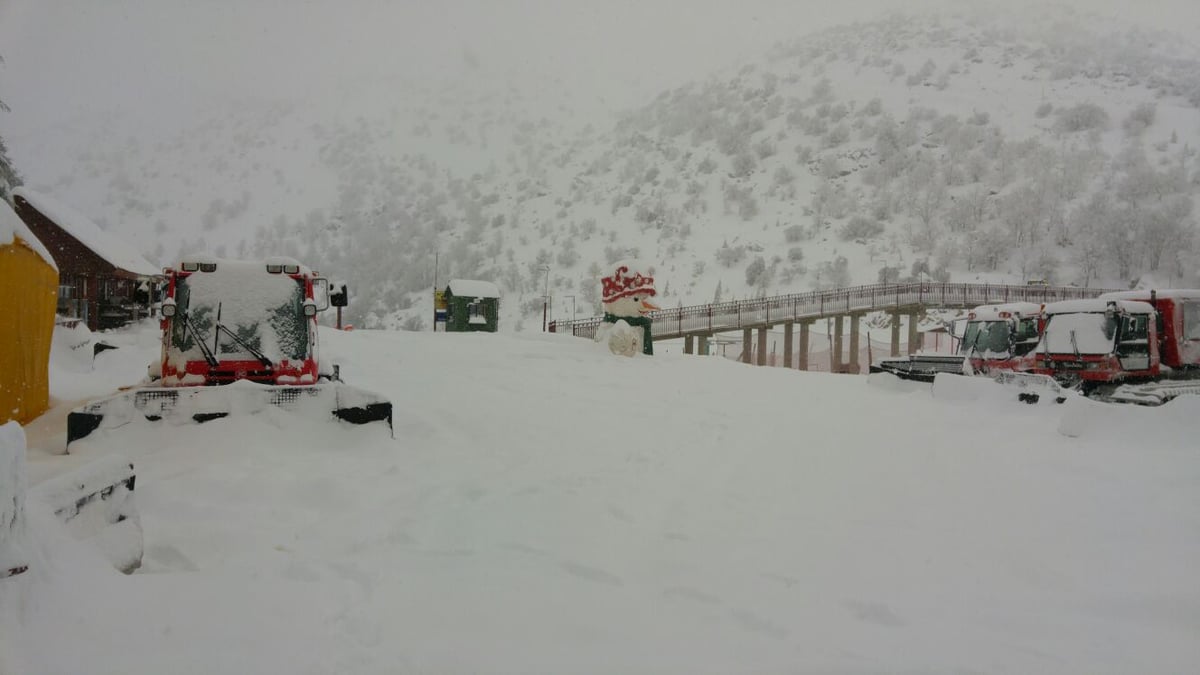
left=3, top=322, right=1198, bottom=674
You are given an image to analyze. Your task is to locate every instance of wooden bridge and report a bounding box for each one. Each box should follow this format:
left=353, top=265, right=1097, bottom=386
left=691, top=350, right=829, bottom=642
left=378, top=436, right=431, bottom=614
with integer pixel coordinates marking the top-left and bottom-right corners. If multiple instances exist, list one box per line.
left=549, top=282, right=1120, bottom=371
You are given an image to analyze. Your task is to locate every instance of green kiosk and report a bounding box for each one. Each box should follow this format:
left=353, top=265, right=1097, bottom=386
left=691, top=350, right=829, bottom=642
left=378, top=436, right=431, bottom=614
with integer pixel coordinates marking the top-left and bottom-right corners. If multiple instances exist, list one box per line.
left=444, top=279, right=500, bottom=333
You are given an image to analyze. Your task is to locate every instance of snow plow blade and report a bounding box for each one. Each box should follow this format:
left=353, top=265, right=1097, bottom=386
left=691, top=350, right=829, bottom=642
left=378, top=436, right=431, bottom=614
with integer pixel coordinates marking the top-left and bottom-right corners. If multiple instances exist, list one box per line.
left=991, top=371, right=1068, bottom=404
left=66, top=381, right=393, bottom=449
left=869, top=354, right=965, bottom=382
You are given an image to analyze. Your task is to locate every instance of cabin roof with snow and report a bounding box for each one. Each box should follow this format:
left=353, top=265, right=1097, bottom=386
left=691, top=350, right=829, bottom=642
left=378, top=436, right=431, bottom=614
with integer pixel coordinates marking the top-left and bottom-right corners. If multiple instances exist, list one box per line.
left=447, top=279, right=500, bottom=299
left=13, top=187, right=159, bottom=278
left=1, top=199, right=57, bottom=270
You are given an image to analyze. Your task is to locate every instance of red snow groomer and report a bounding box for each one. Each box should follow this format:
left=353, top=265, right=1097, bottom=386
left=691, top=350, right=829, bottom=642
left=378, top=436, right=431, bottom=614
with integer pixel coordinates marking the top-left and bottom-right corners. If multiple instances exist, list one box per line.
left=958, top=302, right=1044, bottom=374
left=66, top=257, right=392, bottom=448
left=870, top=302, right=1043, bottom=382
left=1023, top=289, right=1200, bottom=404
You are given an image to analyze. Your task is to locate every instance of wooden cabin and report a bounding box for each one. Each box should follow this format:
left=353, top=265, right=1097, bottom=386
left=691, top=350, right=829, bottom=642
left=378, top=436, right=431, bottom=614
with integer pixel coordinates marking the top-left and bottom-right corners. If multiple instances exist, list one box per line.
left=13, top=187, right=161, bottom=331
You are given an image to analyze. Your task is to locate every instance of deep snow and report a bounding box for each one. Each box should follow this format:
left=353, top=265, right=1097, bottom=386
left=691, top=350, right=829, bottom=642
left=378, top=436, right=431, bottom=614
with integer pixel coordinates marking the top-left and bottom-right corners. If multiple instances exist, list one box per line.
left=3, top=321, right=1199, bottom=674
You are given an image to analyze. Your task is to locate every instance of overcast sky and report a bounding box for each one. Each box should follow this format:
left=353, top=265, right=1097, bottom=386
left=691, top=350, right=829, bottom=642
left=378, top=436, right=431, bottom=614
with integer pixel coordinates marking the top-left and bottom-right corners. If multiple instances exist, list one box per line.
left=2, top=0, right=1200, bottom=140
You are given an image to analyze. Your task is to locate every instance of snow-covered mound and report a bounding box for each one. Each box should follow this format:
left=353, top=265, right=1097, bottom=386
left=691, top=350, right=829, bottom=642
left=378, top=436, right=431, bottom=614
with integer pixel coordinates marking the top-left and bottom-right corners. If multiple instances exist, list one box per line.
left=47, top=319, right=160, bottom=403
left=10, top=325, right=1198, bottom=673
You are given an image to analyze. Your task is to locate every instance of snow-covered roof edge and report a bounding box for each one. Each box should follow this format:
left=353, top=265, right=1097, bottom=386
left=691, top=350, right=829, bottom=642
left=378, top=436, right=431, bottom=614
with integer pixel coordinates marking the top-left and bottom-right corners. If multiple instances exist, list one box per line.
left=448, top=279, right=501, bottom=299
left=0, top=198, right=58, bottom=271
left=13, top=187, right=159, bottom=276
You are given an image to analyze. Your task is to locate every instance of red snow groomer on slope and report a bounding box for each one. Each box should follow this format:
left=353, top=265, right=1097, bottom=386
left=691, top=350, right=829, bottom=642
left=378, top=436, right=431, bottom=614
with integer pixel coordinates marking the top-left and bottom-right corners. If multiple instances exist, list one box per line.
left=870, top=302, right=1043, bottom=382
left=1021, top=289, right=1200, bottom=405
left=66, top=257, right=392, bottom=448
left=957, top=302, right=1044, bottom=374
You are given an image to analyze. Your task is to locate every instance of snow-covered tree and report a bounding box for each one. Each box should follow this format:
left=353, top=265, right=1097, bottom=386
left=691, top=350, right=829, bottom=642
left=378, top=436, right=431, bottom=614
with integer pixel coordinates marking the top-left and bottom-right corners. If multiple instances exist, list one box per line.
left=745, top=256, right=770, bottom=291
left=1053, top=102, right=1109, bottom=134
left=0, top=55, right=19, bottom=202
left=0, top=132, right=17, bottom=203
left=1122, top=103, right=1156, bottom=137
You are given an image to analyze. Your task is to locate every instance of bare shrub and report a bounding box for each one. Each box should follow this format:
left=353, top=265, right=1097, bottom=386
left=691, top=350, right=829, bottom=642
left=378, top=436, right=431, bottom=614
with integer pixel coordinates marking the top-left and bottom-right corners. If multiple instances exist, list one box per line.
left=839, top=215, right=884, bottom=241
left=1054, top=103, right=1109, bottom=133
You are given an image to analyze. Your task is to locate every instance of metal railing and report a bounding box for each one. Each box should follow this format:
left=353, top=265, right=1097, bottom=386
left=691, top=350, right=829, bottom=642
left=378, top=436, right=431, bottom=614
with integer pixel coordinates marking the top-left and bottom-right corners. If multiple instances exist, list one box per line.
left=549, top=282, right=1120, bottom=341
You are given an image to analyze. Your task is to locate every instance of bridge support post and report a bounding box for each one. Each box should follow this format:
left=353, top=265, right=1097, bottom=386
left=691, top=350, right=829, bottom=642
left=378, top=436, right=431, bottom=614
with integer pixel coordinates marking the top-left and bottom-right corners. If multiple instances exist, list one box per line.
left=742, top=328, right=752, bottom=364
left=907, top=312, right=920, bottom=355
left=756, top=327, right=768, bottom=366
left=783, top=322, right=794, bottom=368
left=890, top=313, right=901, bottom=357
left=698, top=334, right=709, bottom=356
left=798, top=321, right=811, bottom=371
left=832, top=316, right=844, bottom=372
left=848, top=313, right=862, bottom=374
left=684, top=335, right=694, bottom=355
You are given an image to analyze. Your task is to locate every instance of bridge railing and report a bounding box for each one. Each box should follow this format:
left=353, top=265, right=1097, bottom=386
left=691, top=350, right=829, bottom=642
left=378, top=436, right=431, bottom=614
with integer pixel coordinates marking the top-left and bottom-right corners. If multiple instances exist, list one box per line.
left=549, top=282, right=1119, bottom=341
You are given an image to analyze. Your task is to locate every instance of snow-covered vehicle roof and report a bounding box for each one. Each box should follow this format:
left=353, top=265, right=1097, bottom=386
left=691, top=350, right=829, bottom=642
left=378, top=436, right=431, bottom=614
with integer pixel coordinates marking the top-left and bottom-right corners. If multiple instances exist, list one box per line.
left=0, top=199, right=57, bottom=270
left=1099, top=289, right=1200, bottom=302
left=967, top=302, right=1042, bottom=322
left=174, top=255, right=314, bottom=278
left=13, top=187, right=159, bottom=276
left=448, top=279, right=501, bottom=299
left=1044, top=299, right=1156, bottom=314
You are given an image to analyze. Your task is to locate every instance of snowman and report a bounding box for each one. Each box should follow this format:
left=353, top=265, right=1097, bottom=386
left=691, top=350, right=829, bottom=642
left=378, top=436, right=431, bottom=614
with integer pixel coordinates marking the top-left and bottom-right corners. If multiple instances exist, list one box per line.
left=595, top=261, right=659, bottom=356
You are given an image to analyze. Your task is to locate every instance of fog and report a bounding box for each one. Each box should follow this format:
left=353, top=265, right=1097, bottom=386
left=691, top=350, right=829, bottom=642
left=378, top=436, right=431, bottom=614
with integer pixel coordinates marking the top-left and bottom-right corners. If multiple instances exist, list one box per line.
left=3, top=0, right=1198, bottom=140
left=0, top=1, right=920, bottom=124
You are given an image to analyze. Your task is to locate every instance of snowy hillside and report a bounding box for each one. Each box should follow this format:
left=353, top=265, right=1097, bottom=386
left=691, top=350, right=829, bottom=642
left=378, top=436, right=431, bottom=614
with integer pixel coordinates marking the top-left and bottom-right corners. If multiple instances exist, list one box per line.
left=5, top=322, right=1199, bottom=673
left=3, top=4, right=1200, bottom=332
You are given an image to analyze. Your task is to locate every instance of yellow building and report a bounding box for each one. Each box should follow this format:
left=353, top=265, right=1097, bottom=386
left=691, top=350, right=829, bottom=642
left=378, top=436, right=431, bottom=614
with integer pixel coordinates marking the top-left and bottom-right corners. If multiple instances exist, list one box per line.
left=0, top=199, right=58, bottom=424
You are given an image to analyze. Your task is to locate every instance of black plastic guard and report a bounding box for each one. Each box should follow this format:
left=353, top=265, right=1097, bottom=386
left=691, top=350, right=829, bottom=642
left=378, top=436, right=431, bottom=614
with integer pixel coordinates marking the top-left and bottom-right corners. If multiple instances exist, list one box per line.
left=334, top=401, right=393, bottom=433
left=67, top=412, right=105, bottom=447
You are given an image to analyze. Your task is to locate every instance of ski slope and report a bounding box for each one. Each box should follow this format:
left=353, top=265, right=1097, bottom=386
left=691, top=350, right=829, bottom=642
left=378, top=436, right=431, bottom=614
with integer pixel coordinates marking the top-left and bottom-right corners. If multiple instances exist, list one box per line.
left=4, top=323, right=1199, bottom=674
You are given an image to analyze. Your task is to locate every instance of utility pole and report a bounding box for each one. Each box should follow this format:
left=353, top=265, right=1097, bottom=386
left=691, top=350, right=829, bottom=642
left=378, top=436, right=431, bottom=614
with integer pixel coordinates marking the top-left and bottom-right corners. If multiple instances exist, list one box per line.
left=539, top=265, right=550, bottom=331
left=433, top=250, right=439, bottom=332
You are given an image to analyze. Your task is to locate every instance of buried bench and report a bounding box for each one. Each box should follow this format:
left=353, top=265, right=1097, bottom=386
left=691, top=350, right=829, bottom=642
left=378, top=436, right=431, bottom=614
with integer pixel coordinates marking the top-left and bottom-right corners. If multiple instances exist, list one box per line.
left=30, top=454, right=143, bottom=574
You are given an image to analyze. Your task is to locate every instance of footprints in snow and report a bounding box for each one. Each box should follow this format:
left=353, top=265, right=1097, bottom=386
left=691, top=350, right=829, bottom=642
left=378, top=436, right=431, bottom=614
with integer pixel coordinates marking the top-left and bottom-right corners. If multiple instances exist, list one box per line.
left=560, top=561, right=625, bottom=586
left=662, top=585, right=720, bottom=604
left=447, top=494, right=909, bottom=639
left=843, top=600, right=906, bottom=627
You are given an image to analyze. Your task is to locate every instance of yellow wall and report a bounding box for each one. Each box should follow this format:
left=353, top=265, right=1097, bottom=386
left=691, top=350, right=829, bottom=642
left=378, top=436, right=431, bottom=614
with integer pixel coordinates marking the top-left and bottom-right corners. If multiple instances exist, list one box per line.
left=0, top=237, right=58, bottom=424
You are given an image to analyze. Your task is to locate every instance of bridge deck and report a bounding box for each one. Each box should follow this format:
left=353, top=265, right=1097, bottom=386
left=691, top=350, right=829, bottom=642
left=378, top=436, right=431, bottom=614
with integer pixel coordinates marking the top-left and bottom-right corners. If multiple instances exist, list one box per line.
left=550, top=282, right=1119, bottom=341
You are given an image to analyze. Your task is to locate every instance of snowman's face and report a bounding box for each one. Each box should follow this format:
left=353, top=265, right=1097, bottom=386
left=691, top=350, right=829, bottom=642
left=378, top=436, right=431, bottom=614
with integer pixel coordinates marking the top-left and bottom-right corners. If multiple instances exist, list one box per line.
left=604, top=294, right=659, bottom=317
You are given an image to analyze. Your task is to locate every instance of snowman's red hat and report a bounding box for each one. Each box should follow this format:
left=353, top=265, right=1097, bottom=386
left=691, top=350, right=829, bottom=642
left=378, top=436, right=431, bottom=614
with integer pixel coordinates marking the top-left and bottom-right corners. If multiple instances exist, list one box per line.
left=601, top=264, right=656, bottom=303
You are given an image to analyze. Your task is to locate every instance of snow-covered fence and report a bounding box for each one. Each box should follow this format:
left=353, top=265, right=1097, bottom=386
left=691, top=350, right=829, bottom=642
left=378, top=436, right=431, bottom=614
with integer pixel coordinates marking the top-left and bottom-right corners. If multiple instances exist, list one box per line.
left=30, top=455, right=142, bottom=574
left=550, top=282, right=1121, bottom=341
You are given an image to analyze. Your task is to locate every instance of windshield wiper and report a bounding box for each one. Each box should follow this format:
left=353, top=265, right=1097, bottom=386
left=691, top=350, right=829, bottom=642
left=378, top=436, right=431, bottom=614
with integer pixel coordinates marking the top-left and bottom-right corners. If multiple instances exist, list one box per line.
left=182, top=312, right=219, bottom=368
left=212, top=302, right=274, bottom=368
left=1069, top=329, right=1082, bottom=361
left=961, top=342, right=981, bottom=375
left=215, top=324, right=274, bottom=368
